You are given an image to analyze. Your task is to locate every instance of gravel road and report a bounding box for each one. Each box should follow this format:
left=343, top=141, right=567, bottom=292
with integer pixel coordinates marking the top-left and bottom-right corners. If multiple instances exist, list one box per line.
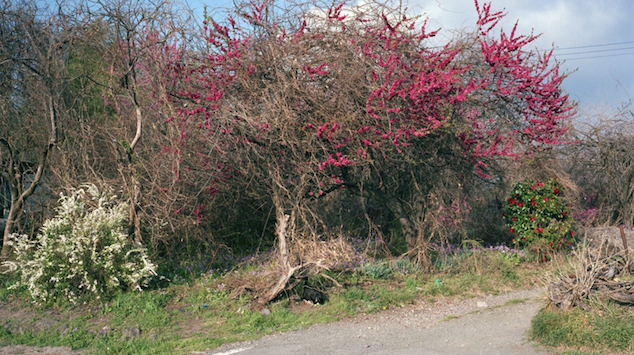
left=199, top=288, right=551, bottom=355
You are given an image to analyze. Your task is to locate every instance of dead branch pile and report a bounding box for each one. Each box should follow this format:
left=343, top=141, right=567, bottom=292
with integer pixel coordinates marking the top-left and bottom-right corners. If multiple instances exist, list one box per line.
left=547, top=228, right=634, bottom=310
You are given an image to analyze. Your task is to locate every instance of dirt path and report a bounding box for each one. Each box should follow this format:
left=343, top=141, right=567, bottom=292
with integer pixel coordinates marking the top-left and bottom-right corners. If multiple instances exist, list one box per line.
left=199, top=288, right=551, bottom=355
left=1, top=288, right=552, bottom=355
left=0, top=346, right=80, bottom=355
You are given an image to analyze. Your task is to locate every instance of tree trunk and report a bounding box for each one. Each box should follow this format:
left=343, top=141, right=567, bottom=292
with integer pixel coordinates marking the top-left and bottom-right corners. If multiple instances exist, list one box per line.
left=1, top=198, right=22, bottom=260
left=0, top=100, right=55, bottom=260
left=383, top=195, right=434, bottom=269
left=252, top=192, right=298, bottom=309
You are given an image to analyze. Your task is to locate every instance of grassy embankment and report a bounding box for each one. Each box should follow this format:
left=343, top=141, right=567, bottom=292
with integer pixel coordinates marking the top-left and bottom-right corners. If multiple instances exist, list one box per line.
left=0, top=247, right=558, bottom=355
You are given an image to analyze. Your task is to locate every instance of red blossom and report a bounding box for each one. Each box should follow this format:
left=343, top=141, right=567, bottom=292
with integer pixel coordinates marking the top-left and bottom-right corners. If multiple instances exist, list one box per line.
left=168, top=0, right=575, bottom=231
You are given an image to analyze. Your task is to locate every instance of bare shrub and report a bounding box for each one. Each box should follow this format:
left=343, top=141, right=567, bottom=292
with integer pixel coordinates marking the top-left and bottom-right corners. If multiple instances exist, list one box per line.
left=564, top=102, right=634, bottom=227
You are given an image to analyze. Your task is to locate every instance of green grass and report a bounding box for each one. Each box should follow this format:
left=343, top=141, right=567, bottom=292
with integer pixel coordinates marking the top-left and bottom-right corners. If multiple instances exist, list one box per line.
left=532, top=303, right=634, bottom=354
left=0, top=251, right=554, bottom=354
left=504, top=298, right=529, bottom=306
left=441, top=315, right=459, bottom=322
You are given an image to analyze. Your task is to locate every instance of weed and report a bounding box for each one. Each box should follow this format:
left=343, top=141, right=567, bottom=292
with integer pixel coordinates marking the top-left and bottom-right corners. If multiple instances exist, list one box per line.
left=392, top=258, right=420, bottom=275
left=360, top=261, right=392, bottom=279
left=504, top=298, right=528, bottom=306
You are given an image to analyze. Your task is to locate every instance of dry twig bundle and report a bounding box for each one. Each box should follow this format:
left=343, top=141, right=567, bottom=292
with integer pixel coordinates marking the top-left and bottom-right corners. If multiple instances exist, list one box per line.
left=547, top=232, right=634, bottom=310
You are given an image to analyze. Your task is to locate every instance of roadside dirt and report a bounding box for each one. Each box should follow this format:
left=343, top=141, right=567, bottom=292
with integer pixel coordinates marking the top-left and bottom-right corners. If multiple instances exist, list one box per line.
left=0, top=346, right=80, bottom=355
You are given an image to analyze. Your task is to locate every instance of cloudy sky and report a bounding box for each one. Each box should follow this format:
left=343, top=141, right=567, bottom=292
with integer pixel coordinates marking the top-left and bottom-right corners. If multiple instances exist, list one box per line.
left=193, top=0, right=634, bottom=109
left=414, top=0, right=634, bottom=109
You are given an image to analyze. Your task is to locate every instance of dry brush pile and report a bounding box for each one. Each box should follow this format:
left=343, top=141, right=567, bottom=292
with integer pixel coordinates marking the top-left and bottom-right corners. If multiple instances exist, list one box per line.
left=547, top=227, right=634, bottom=310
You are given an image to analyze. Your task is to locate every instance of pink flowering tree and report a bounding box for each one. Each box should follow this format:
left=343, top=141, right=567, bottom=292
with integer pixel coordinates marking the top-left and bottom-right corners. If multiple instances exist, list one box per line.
left=168, top=0, right=574, bottom=301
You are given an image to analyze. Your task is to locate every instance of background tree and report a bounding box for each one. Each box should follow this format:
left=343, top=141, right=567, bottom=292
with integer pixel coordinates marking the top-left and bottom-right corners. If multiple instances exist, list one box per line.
left=44, top=0, right=214, bottom=267
left=168, top=0, right=575, bottom=303
left=0, top=0, right=82, bottom=259
left=564, top=102, right=634, bottom=227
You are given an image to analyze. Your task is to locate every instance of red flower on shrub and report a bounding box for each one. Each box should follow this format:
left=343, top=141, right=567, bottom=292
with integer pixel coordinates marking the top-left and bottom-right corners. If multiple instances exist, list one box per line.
left=505, top=178, right=574, bottom=251
left=510, top=228, right=515, bottom=233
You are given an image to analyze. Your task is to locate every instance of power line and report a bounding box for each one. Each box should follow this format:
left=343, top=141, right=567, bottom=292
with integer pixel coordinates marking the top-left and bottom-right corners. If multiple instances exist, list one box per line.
left=559, top=51, right=634, bottom=61
left=552, top=40, right=634, bottom=51
left=555, top=46, right=634, bottom=57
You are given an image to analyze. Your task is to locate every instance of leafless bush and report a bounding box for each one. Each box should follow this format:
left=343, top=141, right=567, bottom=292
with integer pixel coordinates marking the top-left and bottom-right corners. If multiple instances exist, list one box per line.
left=564, top=102, right=634, bottom=227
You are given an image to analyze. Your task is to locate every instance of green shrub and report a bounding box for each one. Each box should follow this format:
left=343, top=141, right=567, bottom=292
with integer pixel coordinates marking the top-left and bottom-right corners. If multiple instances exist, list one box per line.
left=2, top=184, right=156, bottom=304
left=392, top=258, right=420, bottom=275
left=504, top=178, right=575, bottom=252
left=360, top=261, right=392, bottom=279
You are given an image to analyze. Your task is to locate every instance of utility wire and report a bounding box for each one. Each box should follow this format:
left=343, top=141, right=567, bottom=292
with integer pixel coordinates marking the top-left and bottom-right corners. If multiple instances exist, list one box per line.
left=560, top=51, right=634, bottom=61
left=552, top=40, right=634, bottom=51
left=555, top=46, right=634, bottom=57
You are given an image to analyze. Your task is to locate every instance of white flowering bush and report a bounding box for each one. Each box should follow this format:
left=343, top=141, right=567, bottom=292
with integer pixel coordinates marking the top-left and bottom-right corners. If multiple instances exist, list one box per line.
left=2, top=183, right=156, bottom=304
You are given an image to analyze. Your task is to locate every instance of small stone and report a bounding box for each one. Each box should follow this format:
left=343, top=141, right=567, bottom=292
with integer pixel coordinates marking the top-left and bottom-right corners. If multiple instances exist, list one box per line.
left=121, top=326, right=142, bottom=341
left=260, top=308, right=271, bottom=316
left=32, top=319, right=57, bottom=333
left=57, top=323, right=69, bottom=333
left=477, top=301, right=488, bottom=308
